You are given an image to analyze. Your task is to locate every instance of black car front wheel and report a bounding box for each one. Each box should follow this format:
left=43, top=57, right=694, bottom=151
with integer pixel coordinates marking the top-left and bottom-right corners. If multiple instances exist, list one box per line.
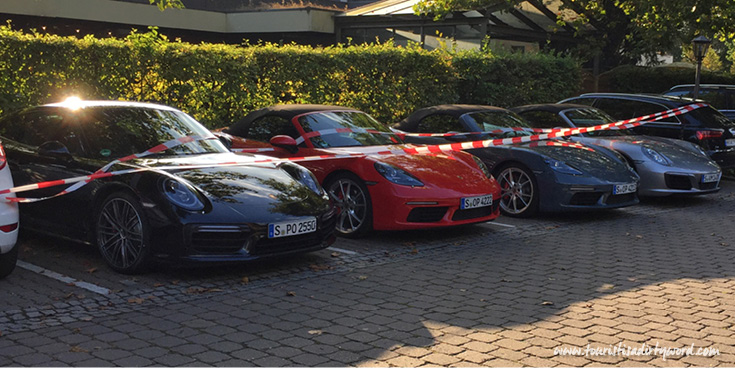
left=496, top=163, right=539, bottom=218
left=95, top=192, right=151, bottom=274
left=326, top=173, right=372, bottom=238
left=0, top=245, right=18, bottom=279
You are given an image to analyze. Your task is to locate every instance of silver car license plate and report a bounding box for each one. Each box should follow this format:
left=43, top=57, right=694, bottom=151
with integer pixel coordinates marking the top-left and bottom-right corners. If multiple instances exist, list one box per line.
left=268, top=217, right=317, bottom=238
left=702, top=172, right=721, bottom=183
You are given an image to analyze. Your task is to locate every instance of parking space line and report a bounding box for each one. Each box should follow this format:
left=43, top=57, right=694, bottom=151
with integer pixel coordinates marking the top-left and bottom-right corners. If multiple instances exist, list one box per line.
left=485, top=222, right=516, bottom=228
left=17, top=261, right=112, bottom=296
left=327, top=246, right=359, bottom=255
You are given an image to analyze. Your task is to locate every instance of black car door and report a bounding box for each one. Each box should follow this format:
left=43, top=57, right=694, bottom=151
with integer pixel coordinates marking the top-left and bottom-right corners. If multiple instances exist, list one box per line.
left=593, top=98, right=683, bottom=139
left=0, top=107, right=99, bottom=239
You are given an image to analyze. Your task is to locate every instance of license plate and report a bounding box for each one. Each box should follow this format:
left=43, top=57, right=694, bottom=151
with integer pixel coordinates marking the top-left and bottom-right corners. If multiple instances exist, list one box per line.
left=702, top=172, right=721, bottom=183
left=461, top=194, right=493, bottom=209
left=726, top=138, right=735, bottom=147
left=268, top=217, right=317, bottom=238
left=613, top=183, right=637, bottom=195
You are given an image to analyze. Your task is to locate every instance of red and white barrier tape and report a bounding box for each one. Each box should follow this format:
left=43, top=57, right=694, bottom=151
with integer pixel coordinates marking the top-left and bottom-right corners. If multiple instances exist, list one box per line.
left=0, top=103, right=707, bottom=203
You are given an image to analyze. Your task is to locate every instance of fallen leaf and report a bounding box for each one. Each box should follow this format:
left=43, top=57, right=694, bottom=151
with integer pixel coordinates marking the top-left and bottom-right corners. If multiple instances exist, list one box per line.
left=80, top=316, right=93, bottom=321
left=70, top=346, right=88, bottom=353
left=308, top=330, right=323, bottom=335
left=86, top=267, right=97, bottom=274
left=541, top=301, right=554, bottom=306
left=241, top=277, right=250, bottom=284
left=171, top=280, right=180, bottom=285
left=410, top=248, right=418, bottom=254
left=402, top=241, right=416, bottom=247
left=357, top=275, right=368, bottom=280
left=331, top=252, right=340, bottom=257
left=128, top=298, right=144, bottom=304
left=635, top=235, right=643, bottom=239
left=309, top=264, right=333, bottom=272
left=287, top=291, right=296, bottom=296
left=153, top=283, right=164, bottom=287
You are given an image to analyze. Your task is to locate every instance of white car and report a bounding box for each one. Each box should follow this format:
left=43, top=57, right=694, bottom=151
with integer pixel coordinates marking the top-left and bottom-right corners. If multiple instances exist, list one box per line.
left=0, top=142, right=19, bottom=279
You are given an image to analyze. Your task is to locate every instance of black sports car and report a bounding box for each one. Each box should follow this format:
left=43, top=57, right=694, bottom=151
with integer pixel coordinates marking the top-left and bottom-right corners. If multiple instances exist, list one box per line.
left=394, top=105, right=641, bottom=217
left=0, top=100, right=337, bottom=273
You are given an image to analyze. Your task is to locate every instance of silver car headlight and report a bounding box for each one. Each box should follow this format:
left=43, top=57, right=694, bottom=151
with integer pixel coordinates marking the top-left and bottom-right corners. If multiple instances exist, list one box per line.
left=162, top=178, right=205, bottom=211
left=642, top=146, right=671, bottom=166
left=280, top=163, right=324, bottom=195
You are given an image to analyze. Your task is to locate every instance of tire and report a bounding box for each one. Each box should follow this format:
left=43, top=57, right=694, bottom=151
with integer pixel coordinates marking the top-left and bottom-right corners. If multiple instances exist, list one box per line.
left=495, top=163, right=539, bottom=218
left=325, top=173, right=373, bottom=238
left=95, top=192, right=151, bottom=274
left=0, top=245, right=18, bottom=279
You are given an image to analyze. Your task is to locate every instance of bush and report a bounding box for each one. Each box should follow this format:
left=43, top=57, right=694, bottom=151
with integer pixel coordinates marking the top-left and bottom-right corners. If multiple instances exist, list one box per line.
left=605, top=65, right=735, bottom=94
left=0, top=25, right=582, bottom=126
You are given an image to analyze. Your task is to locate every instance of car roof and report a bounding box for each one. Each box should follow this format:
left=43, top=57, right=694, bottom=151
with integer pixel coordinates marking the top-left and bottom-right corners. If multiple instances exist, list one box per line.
left=668, top=84, right=735, bottom=90
left=567, top=93, right=700, bottom=106
left=228, top=104, right=360, bottom=135
left=396, top=104, right=508, bottom=129
left=511, top=103, right=594, bottom=115
left=43, top=99, right=179, bottom=111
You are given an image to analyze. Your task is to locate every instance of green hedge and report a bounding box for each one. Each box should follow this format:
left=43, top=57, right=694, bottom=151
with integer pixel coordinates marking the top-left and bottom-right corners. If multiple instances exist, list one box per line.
left=0, top=25, right=582, bottom=127
left=605, top=65, right=735, bottom=94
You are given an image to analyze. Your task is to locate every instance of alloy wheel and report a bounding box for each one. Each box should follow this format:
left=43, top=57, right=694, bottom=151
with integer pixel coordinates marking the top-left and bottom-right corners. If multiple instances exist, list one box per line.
left=327, top=178, right=368, bottom=234
left=97, top=197, right=145, bottom=271
left=498, top=167, right=535, bottom=215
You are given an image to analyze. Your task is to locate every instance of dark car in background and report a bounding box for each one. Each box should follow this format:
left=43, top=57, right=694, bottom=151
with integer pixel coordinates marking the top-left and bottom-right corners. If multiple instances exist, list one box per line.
left=663, top=84, right=735, bottom=121
left=513, top=104, right=722, bottom=197
left=0, top=100, right=337, bottom=274
left=393, top=105, right=640, bottom=217
left=559, top=93, right=735, bottom=169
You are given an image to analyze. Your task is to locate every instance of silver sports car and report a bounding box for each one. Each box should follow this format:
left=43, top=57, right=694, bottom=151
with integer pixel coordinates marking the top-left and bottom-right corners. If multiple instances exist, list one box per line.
left=512, top=104, right=722, bottom=197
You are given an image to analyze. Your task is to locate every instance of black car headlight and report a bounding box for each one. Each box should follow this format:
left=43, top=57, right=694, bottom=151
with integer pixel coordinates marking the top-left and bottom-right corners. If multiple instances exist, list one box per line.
left=642, top=146, right=671, bottom=166
left=470, top=155, right=493, bottom=180
left=162, top=178, right=205, bottom=211
left=280, top=163, right=324, bottom=195
left=374, top=162, right=424, bottom=187
left=545, top=159, right=583, bottom=175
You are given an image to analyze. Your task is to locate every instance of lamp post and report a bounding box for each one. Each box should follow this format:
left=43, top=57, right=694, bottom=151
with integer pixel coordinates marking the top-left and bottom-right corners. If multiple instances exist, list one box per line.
left=692, top=35, right=711, bottom=99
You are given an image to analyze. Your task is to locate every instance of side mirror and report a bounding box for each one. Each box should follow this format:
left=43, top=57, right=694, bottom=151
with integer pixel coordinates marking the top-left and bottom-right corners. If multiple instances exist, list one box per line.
left=215, top=132, right=233, bottom=150
left=38, top=141, right=72, bottom=159
left=269, top=135, right=299, bottom=154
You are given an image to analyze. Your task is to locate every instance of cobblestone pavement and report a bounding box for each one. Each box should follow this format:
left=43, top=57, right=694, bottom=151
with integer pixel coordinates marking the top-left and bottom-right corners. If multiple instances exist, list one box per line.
left=1, top=181, right=734, bottom=366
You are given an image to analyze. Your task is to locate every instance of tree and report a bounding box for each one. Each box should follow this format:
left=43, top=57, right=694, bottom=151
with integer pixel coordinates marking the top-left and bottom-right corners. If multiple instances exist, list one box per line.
left=149, top=0, right=184, bottom=10
left=413, top=0, right=735, bottom=71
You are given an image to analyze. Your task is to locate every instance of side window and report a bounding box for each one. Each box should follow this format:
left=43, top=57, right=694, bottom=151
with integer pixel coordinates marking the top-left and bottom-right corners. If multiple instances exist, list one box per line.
left=417, top=114, right=463, bottom=133
left=518, top=111, right=565, bottom=129
left=247, top=116, right=300, bottom=143
left=595, top=99, right=679, bottom=124
left=1, top=110, right=84, bottom=154
left=567, top=98, right=595, bottom=106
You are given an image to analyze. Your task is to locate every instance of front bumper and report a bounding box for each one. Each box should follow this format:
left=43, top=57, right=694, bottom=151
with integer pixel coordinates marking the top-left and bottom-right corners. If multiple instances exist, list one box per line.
left=636, top=166, right=721, bottom=197
left=536, top=170, right=640, bottom=213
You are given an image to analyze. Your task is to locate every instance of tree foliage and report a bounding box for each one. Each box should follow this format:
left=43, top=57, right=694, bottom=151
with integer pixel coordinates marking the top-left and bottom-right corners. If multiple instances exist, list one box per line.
left=149, top=0, right=184, bottom=10
left=414, top=0, right=735, bottom=70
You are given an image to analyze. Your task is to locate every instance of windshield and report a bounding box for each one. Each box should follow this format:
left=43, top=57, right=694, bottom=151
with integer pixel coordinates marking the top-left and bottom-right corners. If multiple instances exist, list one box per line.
left=563, top=108, right=632, bottom=137
left=687, top=106, right=735, bottom=129
left=78, top=106, right=227, bottom=159
left=465, top=111, right=533, bottom=137
left=297, top=111, right=402, bottom=147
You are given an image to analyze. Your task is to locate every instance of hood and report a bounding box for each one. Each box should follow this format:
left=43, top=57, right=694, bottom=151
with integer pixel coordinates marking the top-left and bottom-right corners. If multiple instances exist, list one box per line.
left=512, top=142, right=636, bottom=181
left=328, top=145, right=495, bottom=193
left=576, top=135, right=719, bottom=170
left=131, top=152, right=329, bottom=218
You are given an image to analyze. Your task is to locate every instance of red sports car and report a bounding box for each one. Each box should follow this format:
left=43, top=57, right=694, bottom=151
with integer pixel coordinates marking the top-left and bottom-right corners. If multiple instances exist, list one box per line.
left=220, top=105, right=501, bottom=237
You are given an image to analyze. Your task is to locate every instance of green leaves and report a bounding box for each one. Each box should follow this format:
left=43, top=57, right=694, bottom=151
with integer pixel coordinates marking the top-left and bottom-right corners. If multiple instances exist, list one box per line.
left=0, top=25, right=581, bottom=126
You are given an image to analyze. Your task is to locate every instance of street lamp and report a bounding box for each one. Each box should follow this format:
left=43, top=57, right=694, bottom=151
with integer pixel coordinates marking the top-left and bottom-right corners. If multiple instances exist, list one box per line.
left=692, top=35, right=711, bottom=99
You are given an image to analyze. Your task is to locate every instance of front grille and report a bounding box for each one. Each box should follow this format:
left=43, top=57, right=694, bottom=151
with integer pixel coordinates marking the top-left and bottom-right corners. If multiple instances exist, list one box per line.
left=569, top=192, right=602, bottom=206
left=406, top=207, right=448, bottom=223
left=665, top=174, right=693, bottom=190
left=251, top=230, right=325, bottom=256
left=452, top=205, right=494, bottom=221
left=606, top=193, right=636, bottom=205
left=188, top=225, right=251, bottom=254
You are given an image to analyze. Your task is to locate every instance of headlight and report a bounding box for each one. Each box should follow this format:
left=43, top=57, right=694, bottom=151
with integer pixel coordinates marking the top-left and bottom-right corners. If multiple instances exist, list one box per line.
left=280, top=163, right=324, bottom=195
left=374, top=162, right=424, bottom=187
left=162, top=178, right=205, bottom=211
left=642, top=146, right=671, bottom=166
left=471, top=155, right=493, bottom=179
left=545, top=159, right=583, bottom=175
